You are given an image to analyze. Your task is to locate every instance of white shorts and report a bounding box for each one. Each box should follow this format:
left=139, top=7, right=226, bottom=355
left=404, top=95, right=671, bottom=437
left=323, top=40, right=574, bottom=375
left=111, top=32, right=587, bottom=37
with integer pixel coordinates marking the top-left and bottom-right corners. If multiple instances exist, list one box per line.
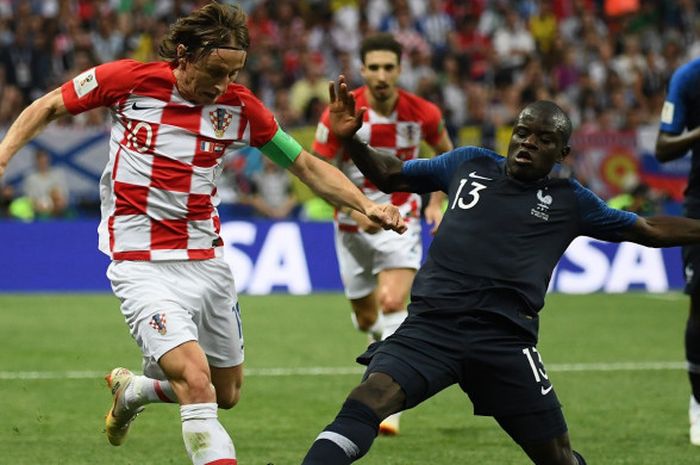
left=334, top=221, right=422, bottom=299
left=107, top=257, right=244, bottom=368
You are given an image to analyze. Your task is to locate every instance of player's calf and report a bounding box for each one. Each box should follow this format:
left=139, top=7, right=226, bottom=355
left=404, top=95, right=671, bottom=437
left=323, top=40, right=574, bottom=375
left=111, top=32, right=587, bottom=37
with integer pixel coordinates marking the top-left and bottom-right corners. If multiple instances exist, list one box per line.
left=301, top=399, right=380, bottom=465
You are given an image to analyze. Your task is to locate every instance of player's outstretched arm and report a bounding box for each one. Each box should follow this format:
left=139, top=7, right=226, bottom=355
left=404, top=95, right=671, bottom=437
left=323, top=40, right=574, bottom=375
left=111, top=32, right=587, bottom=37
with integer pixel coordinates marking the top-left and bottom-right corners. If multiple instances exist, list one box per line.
left=287, top=149, right=406, bottom=234
left=423, top=133, right=453, bottom=234
left=0, top=88, right=70, bottom=178
left=655, top=128, right=700, bottom=162
left=327, top=76, right=413, bottom=193
left=620, top=216, right=700, bottom=247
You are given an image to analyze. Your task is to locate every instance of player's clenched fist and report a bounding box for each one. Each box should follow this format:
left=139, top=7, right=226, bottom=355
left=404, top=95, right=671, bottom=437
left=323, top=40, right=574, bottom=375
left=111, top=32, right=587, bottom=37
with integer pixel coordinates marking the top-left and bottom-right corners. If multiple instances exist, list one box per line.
left=365, top=203, right=406, bottom=234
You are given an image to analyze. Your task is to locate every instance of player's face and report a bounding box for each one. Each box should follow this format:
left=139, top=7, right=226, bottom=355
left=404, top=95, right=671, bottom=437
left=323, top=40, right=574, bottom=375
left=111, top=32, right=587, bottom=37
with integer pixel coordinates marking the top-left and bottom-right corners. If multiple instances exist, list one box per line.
left=176, top=47, right=247, bottom=105
left=506, top=109, right=569, bottom=182
left=361, top=50, right=400, bottom=102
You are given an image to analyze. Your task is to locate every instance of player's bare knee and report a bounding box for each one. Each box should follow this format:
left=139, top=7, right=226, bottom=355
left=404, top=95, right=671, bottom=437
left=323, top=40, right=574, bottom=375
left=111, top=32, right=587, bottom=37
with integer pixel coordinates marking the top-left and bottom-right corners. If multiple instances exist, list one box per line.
left=524, top=435, right=576, bottom=465
left=179, top=369, right=215, bottom=402
left=348, top=373, right=405, bottom=418
left=216, top=385, right=241, bottom=409
left=379, top=293, right=403, bottom=313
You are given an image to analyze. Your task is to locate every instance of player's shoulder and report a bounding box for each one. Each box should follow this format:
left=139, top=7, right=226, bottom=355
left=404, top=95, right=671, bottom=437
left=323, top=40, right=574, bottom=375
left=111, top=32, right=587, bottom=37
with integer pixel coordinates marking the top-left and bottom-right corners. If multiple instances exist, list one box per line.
left=219, top=82, right=257, bottom=106
left=108, top=59, right=171, bottom=76
left=557, top=177, right=601, bottom=204
left=397, top=88, right=440, bottom=112
left=350, top=86, right=369, bottom=105
left=670, top=57, right=700, bottom=85
left=451, top=145, right=504, bottom=163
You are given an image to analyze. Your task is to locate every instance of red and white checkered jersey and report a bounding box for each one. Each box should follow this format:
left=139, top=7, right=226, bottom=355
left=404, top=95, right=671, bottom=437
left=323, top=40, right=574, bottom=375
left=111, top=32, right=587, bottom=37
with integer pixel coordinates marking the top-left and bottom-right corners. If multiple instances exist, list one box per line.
left=61, top=59, right=279, bottom=261
left=312, top=86, right=445, bottom=229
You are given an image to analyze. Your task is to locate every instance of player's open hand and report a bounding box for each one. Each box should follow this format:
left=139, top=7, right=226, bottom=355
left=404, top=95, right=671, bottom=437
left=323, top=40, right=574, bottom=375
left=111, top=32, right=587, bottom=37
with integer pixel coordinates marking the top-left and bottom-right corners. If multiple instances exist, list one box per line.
left=328, top=75, right=366, bottom=140
left=364, top=203, right=407, bottom=234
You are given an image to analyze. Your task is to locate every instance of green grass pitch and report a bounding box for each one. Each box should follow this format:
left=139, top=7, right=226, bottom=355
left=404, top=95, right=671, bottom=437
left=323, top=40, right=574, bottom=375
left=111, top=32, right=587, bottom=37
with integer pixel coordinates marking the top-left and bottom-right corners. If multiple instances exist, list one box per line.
left=1, top=292, right=698, bottom=464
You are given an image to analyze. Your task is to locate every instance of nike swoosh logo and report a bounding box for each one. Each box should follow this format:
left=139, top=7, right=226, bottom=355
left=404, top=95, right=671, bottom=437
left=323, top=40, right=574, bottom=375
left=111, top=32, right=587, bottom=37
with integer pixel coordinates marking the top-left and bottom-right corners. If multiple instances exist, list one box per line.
left=541, top=385, right=553, bottom=395
left=468, top=171, right=493, bottom=181
left=131, top=102, right=153, bottom=111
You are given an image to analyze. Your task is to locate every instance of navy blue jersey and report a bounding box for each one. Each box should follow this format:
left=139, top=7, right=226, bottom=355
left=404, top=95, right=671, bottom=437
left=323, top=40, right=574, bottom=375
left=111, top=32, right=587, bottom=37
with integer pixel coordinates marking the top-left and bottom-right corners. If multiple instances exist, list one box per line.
left=402, top=147, right=637, bottom=335
left=659, top=57, right=700, bottom=216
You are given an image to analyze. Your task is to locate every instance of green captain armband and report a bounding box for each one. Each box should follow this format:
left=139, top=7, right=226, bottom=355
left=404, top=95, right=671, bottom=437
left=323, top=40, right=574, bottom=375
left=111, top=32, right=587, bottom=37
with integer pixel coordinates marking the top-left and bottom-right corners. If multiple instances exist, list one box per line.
left=259, top=128, right=303, bottom=168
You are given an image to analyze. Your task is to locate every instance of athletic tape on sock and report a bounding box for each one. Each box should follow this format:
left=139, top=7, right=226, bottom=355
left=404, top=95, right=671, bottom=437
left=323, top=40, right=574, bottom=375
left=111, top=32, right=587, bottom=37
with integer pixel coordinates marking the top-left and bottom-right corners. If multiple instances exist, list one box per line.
left=316, top=431, right=360, bottom=458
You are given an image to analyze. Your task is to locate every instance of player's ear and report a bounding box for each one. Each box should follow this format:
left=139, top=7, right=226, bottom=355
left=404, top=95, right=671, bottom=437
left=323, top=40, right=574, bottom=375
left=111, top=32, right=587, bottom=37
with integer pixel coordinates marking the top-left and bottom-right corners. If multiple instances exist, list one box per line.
left=176, top=44, right=188, bottom=63
left=557, top=145, right=571, bottom=162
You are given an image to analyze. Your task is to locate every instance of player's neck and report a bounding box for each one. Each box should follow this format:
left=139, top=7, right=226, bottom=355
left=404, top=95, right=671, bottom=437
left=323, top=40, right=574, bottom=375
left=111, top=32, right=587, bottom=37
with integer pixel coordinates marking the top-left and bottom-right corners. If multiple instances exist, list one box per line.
left=369, top=93, right=398, bottom=117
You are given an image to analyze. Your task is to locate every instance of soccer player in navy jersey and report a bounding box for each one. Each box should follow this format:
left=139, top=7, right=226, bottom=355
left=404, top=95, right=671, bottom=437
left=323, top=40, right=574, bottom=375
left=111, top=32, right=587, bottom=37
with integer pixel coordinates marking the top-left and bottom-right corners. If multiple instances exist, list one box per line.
left=299, top=76, right=700, bottom=465
left=655, top=57, right=700, bottom=445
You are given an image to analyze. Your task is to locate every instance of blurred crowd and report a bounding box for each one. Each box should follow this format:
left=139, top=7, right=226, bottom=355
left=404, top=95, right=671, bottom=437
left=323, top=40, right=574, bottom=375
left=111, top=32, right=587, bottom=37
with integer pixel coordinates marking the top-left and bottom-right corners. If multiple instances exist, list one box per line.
left=0, top=0, right=696, bottom=219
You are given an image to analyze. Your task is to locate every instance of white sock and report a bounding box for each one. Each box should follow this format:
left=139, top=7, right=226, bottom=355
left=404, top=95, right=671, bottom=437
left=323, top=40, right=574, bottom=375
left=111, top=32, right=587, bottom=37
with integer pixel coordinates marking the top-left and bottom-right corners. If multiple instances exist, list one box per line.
left=381, top=310, right=407, bottom=340
left=181, top=403, right=237, bottom=465
left=125, top=375, right=178, bottom=408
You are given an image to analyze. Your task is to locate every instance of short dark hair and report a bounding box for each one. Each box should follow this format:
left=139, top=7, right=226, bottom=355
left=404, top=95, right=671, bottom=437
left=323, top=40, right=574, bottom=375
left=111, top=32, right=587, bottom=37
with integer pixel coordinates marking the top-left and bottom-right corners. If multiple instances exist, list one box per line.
left=159, top=3, right=249, bottom=63
left=522, top=100, right=573, bottom=143
left=359, top=33, right=403, bottom=64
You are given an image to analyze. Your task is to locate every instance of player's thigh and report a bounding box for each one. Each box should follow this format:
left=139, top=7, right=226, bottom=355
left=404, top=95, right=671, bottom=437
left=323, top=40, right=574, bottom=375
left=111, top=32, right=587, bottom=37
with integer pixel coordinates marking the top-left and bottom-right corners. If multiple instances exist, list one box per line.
left=460, top=321, right=560, bottom=417
left=357, top=314, right=460, bottom=411
left=334, top=229, right=376, bottom=299
left=197, top=258, right=245, bottom=369
left=107, top=260, right=199, bottom=363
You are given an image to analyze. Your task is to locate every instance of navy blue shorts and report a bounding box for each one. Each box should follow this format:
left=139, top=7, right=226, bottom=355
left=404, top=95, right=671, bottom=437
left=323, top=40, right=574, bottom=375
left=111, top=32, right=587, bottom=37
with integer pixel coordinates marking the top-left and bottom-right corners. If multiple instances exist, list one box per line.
left=683, top=243, right=700, bottom=295
left=357, top=310, right=566, bottom=441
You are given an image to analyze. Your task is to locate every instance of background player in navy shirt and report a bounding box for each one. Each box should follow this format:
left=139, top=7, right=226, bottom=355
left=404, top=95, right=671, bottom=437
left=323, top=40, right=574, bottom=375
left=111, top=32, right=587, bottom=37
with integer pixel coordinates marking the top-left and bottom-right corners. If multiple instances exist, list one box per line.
left=655, top=57, right=700, bottom=445
left=299, top=76, right=700, bottom=465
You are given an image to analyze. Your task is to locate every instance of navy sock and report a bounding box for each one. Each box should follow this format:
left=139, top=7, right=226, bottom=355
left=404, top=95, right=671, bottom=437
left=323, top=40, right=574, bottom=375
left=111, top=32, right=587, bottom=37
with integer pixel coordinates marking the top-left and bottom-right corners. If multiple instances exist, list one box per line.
left=301, top=399, right=381, bottom=465
left=685, top=315, right=700, bottom=401
left=573, top=450, right=587, bottom=465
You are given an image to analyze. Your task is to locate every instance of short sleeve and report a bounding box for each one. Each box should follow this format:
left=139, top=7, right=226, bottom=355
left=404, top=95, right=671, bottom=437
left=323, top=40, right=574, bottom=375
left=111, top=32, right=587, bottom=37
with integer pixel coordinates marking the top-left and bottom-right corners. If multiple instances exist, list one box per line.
left=420, top=101, right=446, bottom=147
left=659, top=64, right=691, bottom=135
left=239, top=89, right=279, bottom=148
left=572, top=179, right=638, bottom=242
left=402, top=146, right=498, bottom=193
left=311, top=108, right=342, bottom=160
left=60, top=60, right=142, bottom=114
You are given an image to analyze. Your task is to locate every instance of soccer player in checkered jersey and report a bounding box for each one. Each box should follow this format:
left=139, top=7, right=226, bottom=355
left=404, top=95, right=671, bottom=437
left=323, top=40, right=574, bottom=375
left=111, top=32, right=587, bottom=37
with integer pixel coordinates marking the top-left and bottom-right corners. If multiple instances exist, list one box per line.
left=312, top=33, right=453, bottom=435
left=0, top=4, right=406, bottom=465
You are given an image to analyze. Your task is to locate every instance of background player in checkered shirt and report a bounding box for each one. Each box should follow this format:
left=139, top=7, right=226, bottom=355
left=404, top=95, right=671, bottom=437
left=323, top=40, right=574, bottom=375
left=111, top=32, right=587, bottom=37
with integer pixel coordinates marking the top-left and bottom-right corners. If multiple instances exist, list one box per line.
left=0, top=4, right=406, bottom=465
left=312, top=32, right=453, bottom=436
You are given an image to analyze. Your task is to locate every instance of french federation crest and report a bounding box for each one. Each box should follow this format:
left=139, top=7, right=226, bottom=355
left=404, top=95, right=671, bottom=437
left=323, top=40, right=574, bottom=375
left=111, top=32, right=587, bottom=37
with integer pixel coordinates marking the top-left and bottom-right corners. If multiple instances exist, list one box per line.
left=209, top=108, right=233, bottom=138
left=531, top=188, right=553, bottom=221
left=149, top=313, right=168, bottom=335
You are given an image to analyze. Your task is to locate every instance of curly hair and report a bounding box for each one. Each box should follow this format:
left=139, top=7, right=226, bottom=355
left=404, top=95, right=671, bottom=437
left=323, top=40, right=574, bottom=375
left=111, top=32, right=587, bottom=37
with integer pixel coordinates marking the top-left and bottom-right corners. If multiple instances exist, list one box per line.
left=159, top=3, right=249, bottom=62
